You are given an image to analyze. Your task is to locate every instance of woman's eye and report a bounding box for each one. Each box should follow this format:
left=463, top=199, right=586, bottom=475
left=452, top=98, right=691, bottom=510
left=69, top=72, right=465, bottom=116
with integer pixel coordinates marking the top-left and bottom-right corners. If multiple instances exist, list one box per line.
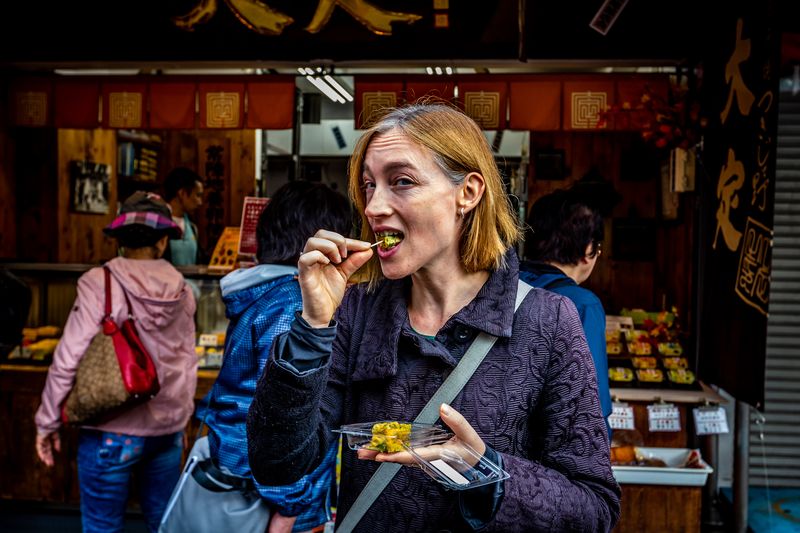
left=393, top=177, right=414, bottom=187
left=362, top=181, right=376, bottom=191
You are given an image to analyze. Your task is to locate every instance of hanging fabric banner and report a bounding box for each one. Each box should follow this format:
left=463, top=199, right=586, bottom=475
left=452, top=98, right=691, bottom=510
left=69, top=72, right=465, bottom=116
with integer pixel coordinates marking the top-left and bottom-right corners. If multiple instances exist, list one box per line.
left=354, top=78, right=404, bottom=129
left=457, top=80, right=508, bottom=130
left=698, top=6, right=780, bottom=408
left=404, top=78, right=456, bottom=105
left=10, top=78, right=53, bottom=127
left=149, top=81, right=196, bottom=129
left=562, top=79, right=615, bottom=131
left=54, top=79, right=101, bottom=129
left=246, top=80, right=295, bottom=129
left=508, top=80, right=561, bottom=131
left=199, top=82, right=245, bottom=129
left=102, top=80, right=147, bottom=129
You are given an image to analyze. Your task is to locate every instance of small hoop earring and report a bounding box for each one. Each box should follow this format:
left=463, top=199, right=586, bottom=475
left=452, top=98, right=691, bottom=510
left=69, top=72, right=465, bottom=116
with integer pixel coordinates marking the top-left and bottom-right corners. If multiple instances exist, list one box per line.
left=459, top=207, right=465, bottom=218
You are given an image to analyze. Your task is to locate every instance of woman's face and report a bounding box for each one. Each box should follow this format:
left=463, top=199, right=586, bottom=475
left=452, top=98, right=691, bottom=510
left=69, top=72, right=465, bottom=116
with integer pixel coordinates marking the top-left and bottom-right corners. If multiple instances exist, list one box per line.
left=362, top=129, right=462, bottom=280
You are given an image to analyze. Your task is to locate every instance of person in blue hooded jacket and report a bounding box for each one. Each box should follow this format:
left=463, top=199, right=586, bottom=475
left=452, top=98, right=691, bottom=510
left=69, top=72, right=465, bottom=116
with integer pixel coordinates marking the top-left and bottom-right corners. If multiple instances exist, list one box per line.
left=198, top=180, right=352, bottom=532
left=519, top=189, right=612, bottom=439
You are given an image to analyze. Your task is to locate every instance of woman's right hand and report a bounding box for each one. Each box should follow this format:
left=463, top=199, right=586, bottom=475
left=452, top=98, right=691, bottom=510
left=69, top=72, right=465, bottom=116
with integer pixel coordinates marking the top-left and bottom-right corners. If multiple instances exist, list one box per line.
left=35, top=430, right=60, bottom=468
left=298, top=230, right=373, bottom=328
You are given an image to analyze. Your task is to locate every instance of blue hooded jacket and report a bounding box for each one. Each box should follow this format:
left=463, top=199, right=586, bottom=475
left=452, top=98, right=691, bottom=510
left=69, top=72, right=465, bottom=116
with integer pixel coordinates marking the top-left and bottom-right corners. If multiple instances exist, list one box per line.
left=519, top=260, right=612, bottom=437
left=198, top=264, right=336, bottom=530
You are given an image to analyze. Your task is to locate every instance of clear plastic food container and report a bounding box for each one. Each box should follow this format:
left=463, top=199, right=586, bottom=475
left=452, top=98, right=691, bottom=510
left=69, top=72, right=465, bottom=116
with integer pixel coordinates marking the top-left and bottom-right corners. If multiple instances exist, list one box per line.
left=334, top=421, right=450, bottom=452
left=404, top=433, right=510, bottom=490
left=334, top=421, right=510, bottom=490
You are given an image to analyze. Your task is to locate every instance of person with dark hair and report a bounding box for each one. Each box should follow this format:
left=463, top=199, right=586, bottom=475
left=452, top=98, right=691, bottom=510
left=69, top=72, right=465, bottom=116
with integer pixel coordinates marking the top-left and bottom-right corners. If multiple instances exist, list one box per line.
left=519, top=188, right=612, bottom=438
left=197, top=181, right=351, bottom=533
left=35, top=191, right=197, bottom=532
left=163, top=167, right=204, bottom=265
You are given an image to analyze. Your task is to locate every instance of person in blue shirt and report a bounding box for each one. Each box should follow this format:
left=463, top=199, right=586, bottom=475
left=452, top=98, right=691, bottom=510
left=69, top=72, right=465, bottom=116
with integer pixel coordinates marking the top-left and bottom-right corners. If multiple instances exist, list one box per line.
left=519, top=189, right=613, bottom=439
left=164, top=167, right=204, bottom=266
left=198, top=180, right=352, bottom=532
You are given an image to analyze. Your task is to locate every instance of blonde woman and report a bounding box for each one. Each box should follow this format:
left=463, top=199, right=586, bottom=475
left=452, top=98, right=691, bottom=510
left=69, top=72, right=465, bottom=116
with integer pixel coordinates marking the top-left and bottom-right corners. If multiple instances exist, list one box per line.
left=247, top=104, right=620, bottom=532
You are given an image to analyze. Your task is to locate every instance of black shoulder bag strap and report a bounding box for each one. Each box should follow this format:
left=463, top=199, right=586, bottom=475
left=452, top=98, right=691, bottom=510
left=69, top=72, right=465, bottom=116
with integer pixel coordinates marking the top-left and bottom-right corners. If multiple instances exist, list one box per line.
left=337, top=279, right=533, bottom=533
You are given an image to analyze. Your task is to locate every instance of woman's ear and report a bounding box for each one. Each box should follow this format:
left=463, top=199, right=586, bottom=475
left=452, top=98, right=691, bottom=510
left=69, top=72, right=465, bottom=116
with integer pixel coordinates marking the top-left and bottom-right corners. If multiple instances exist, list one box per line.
left=155, top=235, right=170, bottom=258
left=459, top=172, right=486, bottom=215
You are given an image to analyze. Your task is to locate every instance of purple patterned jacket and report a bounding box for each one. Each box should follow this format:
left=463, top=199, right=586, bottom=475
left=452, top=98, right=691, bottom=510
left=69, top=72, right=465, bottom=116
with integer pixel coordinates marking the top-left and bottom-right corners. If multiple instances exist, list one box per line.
left=248, top=252, right=620, bottom=532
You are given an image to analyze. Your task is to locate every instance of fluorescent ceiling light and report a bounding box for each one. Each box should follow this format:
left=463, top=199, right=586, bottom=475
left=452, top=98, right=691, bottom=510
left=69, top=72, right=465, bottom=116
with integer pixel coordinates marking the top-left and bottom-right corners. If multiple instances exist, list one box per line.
left=160, top=68, right=256, bottom=75
left=54, top=69, right=140, bottom=76
left=323, top=75, right=354, bottom=102
left=306, top=75, right=345, bottom=103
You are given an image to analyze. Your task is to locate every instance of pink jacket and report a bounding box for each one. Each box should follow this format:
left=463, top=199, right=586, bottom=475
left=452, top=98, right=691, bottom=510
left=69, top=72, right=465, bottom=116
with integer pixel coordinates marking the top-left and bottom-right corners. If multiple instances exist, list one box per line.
left=35, top=257, right=197, bottom=437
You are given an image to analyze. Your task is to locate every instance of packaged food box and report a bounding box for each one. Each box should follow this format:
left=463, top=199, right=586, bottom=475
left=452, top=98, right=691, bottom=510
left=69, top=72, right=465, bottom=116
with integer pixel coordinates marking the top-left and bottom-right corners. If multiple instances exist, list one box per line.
left=36, top=325, right=61, bottom=338
left=335, top=421, right=509, bottom=491
left=609, top=367, right=634, bottom=382
left=662, top=357, right=688, bottom=369
left=636, top=369, right=664, bottom=383
left=605, top=330, right=621, bottom=342
left=657, top=342, right=683, bottom=356
left=607, top=341, right=623, bottom=355
left=632, top=357, right=657, bottom=369
left=628, top=341, right=652, bottom=356
left=27, top=338, right=59, bottom=360
left=204, top=347, right=223, bottom=367
left=667, top=369, right=696, bottom=385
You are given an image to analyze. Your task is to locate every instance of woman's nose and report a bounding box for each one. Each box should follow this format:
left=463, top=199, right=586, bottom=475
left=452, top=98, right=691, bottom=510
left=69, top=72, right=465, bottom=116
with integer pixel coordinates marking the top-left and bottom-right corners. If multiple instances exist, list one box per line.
left=364, top=185, right=391, bottom=218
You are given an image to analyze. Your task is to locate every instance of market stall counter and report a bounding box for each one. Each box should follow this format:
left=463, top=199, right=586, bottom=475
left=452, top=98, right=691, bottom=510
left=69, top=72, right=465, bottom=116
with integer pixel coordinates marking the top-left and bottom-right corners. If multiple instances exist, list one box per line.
left=0, top=262, right=226, bottom=505
left=609, top=383, right=726, bottom=533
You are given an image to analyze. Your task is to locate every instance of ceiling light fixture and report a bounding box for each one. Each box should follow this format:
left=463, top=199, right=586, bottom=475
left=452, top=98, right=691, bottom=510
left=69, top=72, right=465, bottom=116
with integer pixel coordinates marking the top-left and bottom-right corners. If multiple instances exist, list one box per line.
left=54, top=68, right=140, bottom=76
left=300, top=66, right=353, bottom=104
left=323, top=74, right=354, bottom=102
left=306, top=74, right=345, bottom=103
left=426, top=67, right=434, bottom=75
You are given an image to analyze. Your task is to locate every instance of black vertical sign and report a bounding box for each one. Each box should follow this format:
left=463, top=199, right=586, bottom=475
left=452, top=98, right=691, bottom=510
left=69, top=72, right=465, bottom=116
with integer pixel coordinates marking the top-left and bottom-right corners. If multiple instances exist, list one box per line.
left=699, top=2, right=779, bottom=408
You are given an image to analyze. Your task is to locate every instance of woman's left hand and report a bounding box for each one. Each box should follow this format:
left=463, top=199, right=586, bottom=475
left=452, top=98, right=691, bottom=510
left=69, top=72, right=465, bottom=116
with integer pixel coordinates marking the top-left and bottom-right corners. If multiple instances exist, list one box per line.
left=357, top=404, right=486, bottom=466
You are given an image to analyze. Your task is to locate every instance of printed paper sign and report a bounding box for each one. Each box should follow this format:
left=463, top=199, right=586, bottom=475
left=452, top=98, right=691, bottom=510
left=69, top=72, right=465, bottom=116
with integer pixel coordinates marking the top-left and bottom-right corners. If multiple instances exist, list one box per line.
left=693, top=406, right=730, bottom=435
left=609, top=403, right=635, bottom=430
left=238, top=197, right=270, bottom=256
left=647, top=403, right=681, bottom=432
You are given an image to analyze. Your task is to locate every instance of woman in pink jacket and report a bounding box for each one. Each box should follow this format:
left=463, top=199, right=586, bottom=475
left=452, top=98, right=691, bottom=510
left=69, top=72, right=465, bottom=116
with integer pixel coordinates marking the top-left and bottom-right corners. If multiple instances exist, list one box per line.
left=35, top=191, right=197, bottom=533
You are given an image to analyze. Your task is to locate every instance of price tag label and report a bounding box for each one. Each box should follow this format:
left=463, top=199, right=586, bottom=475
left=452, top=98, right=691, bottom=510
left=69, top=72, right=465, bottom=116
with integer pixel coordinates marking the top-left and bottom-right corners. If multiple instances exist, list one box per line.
left=693, top=406, right=729, bottom=435
left=198, top=333, right=220, bottom=347
left=609, top=403, right=635, bottom=430
left=647, top=403, right=681, bottom=432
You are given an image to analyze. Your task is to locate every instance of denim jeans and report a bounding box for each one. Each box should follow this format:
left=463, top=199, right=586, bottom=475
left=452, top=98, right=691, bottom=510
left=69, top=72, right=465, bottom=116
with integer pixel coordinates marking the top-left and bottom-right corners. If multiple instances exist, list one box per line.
left=77, top=429, right=184, bottom=533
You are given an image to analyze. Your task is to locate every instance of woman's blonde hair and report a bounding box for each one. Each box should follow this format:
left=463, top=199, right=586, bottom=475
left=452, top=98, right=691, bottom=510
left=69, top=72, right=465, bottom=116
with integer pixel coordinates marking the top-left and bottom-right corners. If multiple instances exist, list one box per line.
left=348, top=102, right=521, bottom=285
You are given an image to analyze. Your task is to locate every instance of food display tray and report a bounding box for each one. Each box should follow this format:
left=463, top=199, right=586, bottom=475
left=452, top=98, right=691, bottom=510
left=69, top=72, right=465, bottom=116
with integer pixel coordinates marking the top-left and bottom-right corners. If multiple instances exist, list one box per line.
left=612, top=447, right=713, bottom=487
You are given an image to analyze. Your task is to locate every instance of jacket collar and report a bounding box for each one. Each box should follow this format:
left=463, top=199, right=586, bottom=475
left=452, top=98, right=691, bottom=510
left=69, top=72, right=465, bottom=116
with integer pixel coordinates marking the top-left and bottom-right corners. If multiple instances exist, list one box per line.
left=351, top=249, right=520, bottom=381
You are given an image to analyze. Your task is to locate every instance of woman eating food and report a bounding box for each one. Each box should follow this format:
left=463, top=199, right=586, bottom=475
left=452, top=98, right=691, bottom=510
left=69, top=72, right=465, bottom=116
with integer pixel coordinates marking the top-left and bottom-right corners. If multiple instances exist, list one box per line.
left=247, top=103, right=620, bottom=532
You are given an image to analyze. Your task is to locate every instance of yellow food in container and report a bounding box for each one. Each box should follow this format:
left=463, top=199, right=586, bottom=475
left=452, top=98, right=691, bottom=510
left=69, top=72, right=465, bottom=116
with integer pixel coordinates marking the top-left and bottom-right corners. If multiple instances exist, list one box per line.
left=369, top=421, right=412, bottom=453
